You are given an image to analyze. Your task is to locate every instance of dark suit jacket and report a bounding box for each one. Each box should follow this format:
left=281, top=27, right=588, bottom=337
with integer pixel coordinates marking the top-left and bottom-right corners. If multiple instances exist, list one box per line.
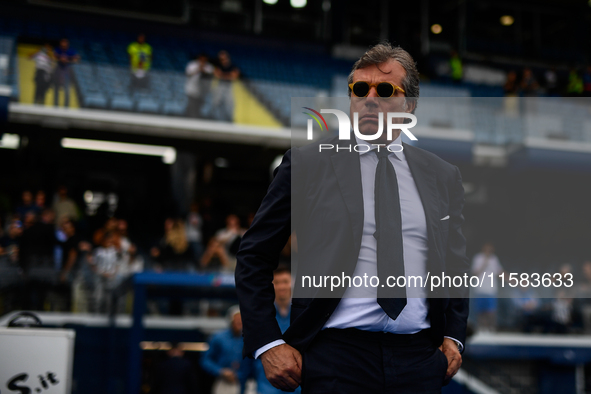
left=235, top=135, right=470, bottom=358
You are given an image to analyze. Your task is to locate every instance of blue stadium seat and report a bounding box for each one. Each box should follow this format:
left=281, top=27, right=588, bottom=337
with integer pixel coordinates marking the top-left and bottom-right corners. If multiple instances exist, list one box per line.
left=110, top=95, right=134, bottom=111
left=162, top=100, right=187, bottom=116
left=83, top=93, right=108, bottom=109
left=137, top=97, right=160, bottom=113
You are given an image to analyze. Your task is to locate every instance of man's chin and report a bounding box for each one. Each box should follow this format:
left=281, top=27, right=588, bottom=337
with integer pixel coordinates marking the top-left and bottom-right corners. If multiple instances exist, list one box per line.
left=357, top=127, right=383, bottom=136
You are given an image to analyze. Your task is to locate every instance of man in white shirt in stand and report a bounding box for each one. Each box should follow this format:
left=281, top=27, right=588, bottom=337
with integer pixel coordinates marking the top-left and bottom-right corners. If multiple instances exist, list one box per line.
left=471, top=241, right=504, bottom=331
left=185, top=53, right=214, bottom=118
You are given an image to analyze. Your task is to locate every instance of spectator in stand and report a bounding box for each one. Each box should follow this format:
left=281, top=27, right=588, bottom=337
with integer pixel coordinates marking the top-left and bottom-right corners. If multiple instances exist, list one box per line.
left=59, top=218, right=85, bottom=283
left=19, top=209, right=56, bottom=274
left=52, top=185, right=79, bottom=225
left=213, top=51, right=240, bottom=122
left=471, top=242, right=504, bottom=332
left=128, top=33, right=152, bottom=93
left=550, top=290, right=574, bottom=333
left=58, top=218, right=92, bottom=311
left=186, top=202, right=204, bottom=263
left=22, top=210, right=36, bottom=232
left=185, top=53, right=214, bottom=118
left=520, top=68, right=539, bottom=97
left=16, top=190, right=40, bottom=220
left=449, top=50, right=463, bottom=84
left=567, top=67, right=583, bottom=97
left=0, top=219, right=22, bottom=264
left=88, top=231, right=123, bottom=313
left=503, top=71, right=519, bottom=96
left=582, top=65, right=591, bottom=97
left=544, top=67, right=560, bottom=97
left=201, top=214, right=244, bottom=272
left=151, top=342, right=198, bottom=394
left=19, top=210, right=58, bottom=310
left=511, top=285, right=540, bottom=332
left=35, top=190, right=47, bottom=212
left=503, top=70, right=520, bottom=115
left=151, top=218, right=191, bottom=271
left=117, top=218, right=143, bottom=275
left=201, top=305, right=243, bottom=394
left=577, top=261, right=591, bottom=298
left=239, top=265, right=301, bottom=394
left=93, top=217, right=119, bottom=246
left=52, top=38, right=79, bottom=108
left=29, top=43, right=54, bottom=105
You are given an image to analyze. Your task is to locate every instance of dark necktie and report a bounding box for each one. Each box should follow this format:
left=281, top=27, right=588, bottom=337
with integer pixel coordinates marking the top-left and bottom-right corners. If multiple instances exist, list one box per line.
left=373, top=148, right=407, bottom=320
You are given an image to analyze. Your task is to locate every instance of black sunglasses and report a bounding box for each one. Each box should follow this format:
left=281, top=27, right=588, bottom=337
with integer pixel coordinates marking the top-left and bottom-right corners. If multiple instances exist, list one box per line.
left=348, top=81, right=406, bottom=97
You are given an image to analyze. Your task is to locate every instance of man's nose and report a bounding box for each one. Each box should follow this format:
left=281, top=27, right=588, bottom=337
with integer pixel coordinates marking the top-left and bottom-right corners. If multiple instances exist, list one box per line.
left=365, top=87, right=380, bottom=107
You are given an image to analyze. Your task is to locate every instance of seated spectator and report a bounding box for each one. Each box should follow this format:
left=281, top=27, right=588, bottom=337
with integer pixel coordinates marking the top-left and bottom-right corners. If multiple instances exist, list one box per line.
left=151, top=218, right=191, bottom=271
left=212, top=51, right=240, bottom=122
left=128, top=33, right=152, bottom=93
left=185, top=53, right=214, bottom=118
left=201, top=306, right=243, bottom=394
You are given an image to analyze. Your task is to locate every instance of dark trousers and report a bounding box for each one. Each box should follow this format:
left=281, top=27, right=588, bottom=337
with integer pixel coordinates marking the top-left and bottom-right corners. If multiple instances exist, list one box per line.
left=130, top=73, right=150, bottom=93
left=34, top=69, right=50, bottom=104
left=186, top=96, right=205, bottom=118
left=302, top=328, right=448, bottom=394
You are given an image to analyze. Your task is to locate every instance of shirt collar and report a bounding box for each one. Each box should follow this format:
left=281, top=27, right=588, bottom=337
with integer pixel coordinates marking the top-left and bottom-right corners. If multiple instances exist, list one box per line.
left=354, top=133, right=403, bottom=161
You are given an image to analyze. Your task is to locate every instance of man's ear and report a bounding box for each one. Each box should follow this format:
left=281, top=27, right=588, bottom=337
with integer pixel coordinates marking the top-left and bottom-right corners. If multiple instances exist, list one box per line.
left=405, top=98, right=417, bottom=114
left=404, top=99, right=417, bottom=123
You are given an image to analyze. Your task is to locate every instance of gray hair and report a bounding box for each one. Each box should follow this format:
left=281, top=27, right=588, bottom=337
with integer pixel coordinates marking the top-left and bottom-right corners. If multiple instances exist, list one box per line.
left=347, top=42, right=420, bottom=112
left=226, top=304, right=240, bottom=324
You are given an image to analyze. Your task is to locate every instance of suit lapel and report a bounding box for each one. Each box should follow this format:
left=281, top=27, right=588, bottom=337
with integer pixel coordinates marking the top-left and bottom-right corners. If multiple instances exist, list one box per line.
left=330, top=148, right=364, bottom=254
left=403, top=143, right=443, bottom=265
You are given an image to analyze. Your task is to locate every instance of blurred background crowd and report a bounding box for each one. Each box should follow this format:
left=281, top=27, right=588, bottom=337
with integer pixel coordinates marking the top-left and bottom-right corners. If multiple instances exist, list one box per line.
left=0, top=186, right=265, bottom=315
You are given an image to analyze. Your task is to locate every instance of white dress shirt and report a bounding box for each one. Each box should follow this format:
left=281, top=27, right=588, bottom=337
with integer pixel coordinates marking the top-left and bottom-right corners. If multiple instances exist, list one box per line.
left=323, top=133, right=430, bottom=333
left=255, top=134, right=462, bottom=359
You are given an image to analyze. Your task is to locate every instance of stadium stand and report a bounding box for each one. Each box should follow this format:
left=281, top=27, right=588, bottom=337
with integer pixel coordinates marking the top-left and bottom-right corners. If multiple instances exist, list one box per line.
left=0, top=15, right=518, bottom=131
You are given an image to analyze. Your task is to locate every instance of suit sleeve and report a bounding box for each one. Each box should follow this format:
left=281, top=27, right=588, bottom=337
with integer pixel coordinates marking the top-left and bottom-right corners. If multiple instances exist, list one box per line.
left=235, top=149, right=297, bottom=358
left=443, top=165, right=470, bottom=350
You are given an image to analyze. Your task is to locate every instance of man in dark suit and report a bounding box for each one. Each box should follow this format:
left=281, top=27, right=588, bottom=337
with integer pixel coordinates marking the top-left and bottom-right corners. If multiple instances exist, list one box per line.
left=235, top=43, right=469, bottom=393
